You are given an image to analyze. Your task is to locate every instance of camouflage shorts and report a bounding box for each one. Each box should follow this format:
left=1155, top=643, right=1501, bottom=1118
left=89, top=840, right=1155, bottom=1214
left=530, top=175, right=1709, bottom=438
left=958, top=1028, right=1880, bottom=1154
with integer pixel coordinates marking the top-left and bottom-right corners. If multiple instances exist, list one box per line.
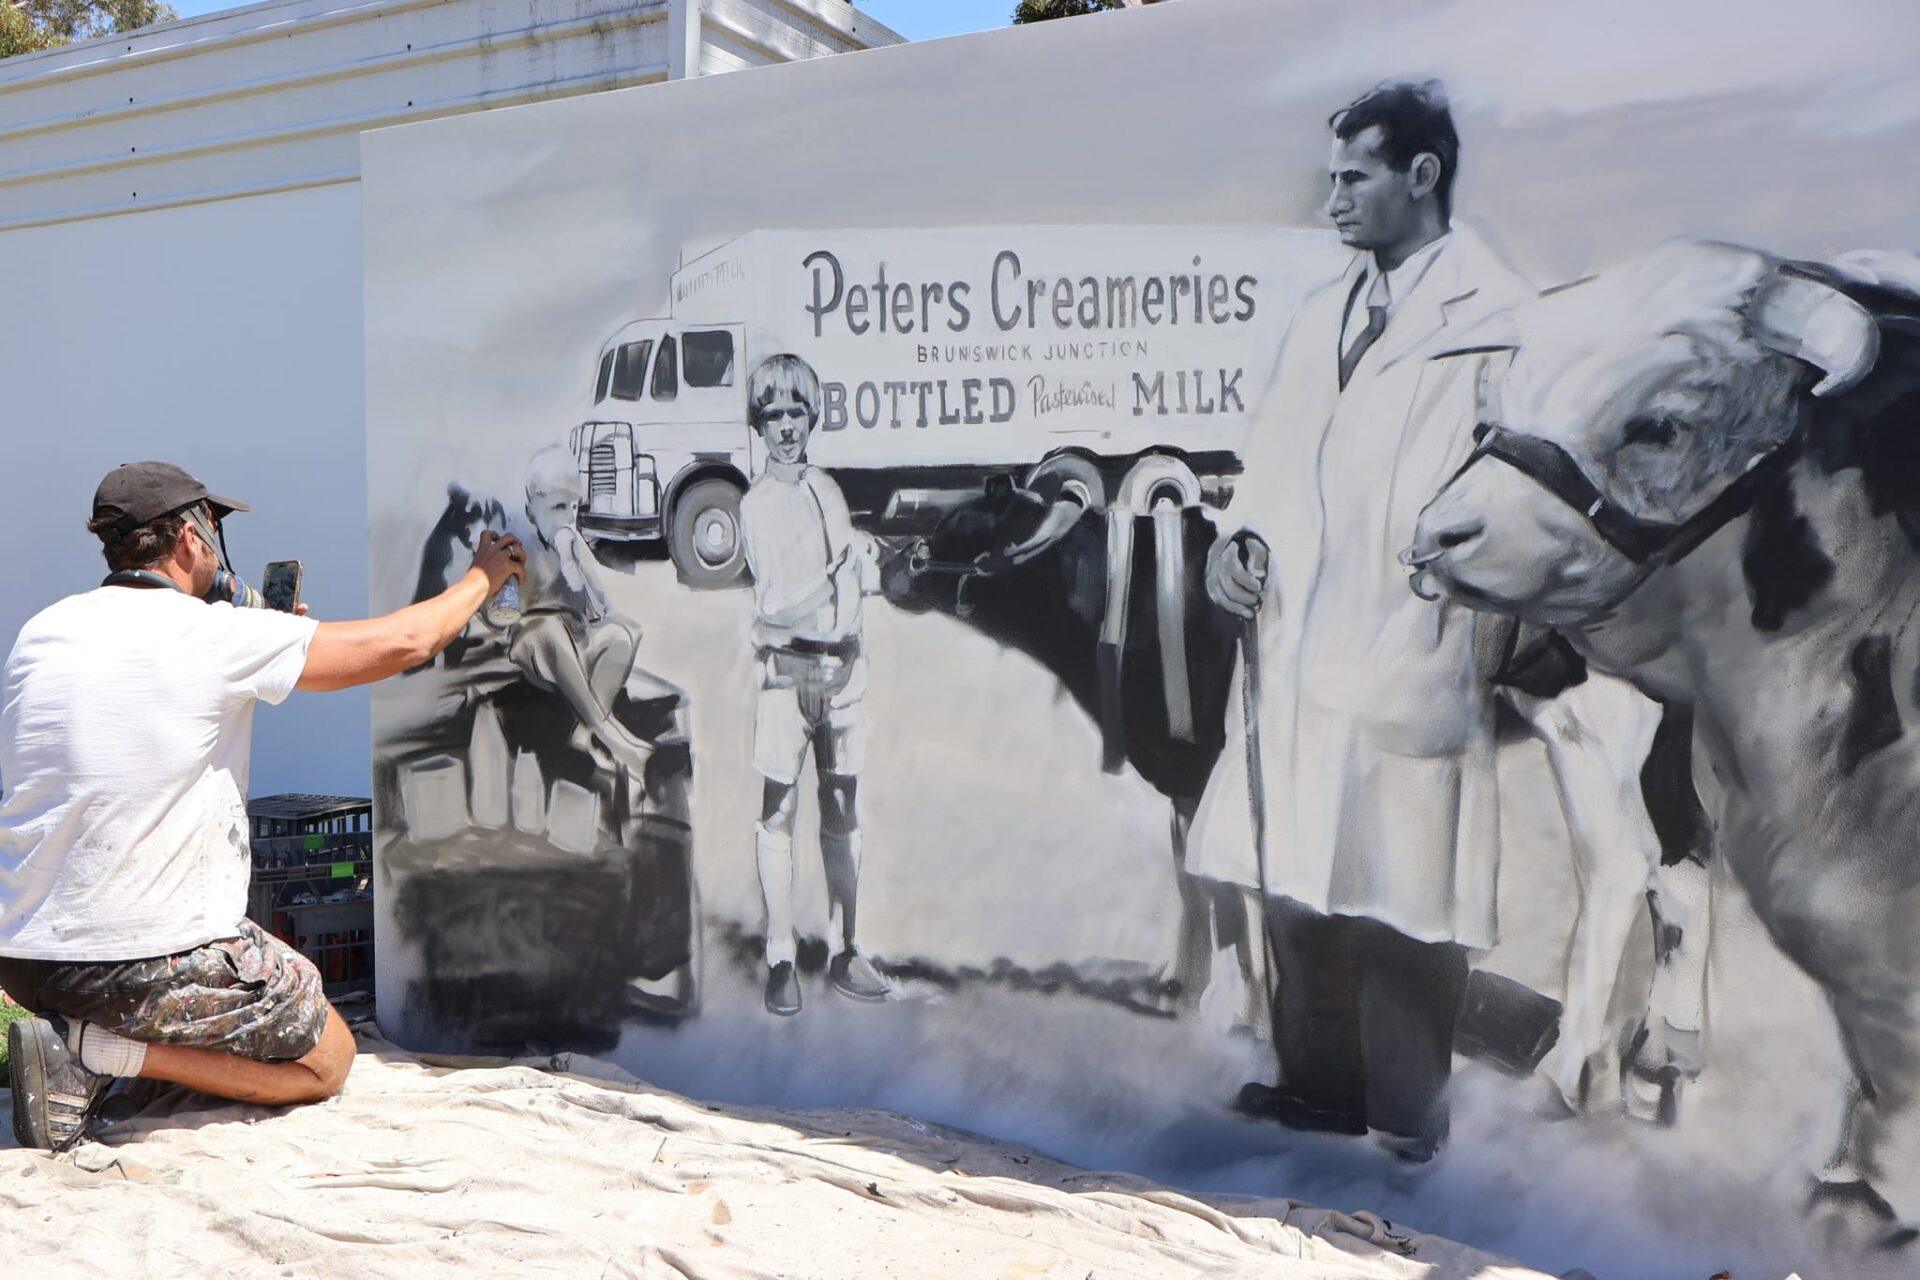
left=0, top=919, right=329, bottom=1063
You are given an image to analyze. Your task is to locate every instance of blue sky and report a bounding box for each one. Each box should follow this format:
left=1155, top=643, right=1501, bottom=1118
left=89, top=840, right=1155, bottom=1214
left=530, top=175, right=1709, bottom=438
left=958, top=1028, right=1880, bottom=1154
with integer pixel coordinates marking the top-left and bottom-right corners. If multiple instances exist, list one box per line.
left=166, top=0, right=1018, bottom=38
left=852, top=0, right=1015, bottom=41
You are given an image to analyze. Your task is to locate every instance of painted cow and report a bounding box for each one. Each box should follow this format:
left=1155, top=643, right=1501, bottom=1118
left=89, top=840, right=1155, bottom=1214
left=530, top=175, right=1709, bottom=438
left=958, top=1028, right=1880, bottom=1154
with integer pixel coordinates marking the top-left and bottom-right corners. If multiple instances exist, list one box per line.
left=888, top=452, right=1710, bottom=1117
left=884, top=460, right=1260, bottom=1022
left=1408, top=240, right=1920, bottom=1241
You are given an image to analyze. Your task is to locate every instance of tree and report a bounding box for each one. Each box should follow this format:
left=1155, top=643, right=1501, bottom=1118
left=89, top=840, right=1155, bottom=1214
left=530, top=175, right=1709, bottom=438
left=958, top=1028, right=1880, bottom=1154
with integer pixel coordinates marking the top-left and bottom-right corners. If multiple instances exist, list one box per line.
left=2, top=0, right=177, bottom=60
left=2, top=2, right=60, bottom=57
left=1011, top=0, right=1128, bottom=23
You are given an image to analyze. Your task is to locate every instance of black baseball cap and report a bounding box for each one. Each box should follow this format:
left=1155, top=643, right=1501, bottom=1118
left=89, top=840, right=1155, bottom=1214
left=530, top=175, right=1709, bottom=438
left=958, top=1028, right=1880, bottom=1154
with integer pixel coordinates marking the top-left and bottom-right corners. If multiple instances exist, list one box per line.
left=91, top=461, right=250, bottom=536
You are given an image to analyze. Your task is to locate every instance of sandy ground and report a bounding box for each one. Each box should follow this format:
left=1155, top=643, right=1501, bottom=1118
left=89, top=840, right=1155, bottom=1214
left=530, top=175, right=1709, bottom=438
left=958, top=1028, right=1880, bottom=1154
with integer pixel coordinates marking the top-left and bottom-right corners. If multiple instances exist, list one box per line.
left=0, top=1028, right=1564, bottom=1280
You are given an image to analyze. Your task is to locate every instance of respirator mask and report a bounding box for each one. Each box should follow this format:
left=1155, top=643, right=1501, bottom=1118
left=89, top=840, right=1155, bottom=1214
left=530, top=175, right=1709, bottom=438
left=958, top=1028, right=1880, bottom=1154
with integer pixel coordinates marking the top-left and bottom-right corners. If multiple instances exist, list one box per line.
left=181, top=503, right=265, bottom=608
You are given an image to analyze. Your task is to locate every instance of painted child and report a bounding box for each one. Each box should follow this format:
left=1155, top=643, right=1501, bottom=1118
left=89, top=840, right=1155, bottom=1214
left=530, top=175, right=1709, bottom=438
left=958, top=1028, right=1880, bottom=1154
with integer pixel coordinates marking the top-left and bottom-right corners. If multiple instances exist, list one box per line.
left=739, top=354, right=890, bottom=1016
left=504, top=444, right=654, bottom=779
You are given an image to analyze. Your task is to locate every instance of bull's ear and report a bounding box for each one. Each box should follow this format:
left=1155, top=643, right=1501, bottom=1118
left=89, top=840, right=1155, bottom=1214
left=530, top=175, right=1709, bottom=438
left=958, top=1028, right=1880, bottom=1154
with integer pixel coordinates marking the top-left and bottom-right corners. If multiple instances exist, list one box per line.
left=1749, top=268, right=1880, bottom=397
left=1429, top=306, right=1521, bottom=362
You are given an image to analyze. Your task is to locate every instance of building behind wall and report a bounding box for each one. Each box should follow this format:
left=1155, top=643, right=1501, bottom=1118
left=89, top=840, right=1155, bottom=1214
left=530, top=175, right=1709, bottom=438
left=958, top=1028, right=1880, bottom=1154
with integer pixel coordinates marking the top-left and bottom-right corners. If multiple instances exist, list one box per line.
left=0, top=0, right=901, bottom=797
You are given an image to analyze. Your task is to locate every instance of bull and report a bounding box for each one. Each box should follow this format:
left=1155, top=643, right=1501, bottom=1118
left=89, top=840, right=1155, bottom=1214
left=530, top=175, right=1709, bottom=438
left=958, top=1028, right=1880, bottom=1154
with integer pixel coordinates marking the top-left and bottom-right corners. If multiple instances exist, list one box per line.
left=1408, top=239, right=1920, bottom=1243
left=887, top=450, right=1711, bottom=1119
left=884, top=456, right=1263, bottom=1024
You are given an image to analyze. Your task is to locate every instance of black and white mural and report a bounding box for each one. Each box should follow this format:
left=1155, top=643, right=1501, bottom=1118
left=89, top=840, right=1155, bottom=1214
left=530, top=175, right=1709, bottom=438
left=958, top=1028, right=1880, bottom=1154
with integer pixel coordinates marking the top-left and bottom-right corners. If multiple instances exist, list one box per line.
left=363, top=3, right=1920, bottom=1276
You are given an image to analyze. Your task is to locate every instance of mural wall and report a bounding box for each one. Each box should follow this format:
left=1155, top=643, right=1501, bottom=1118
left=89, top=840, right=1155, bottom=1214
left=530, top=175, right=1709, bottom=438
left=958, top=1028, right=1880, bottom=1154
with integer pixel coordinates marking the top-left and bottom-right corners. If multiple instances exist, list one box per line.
left=361, top=3, right=1920, bottom=1276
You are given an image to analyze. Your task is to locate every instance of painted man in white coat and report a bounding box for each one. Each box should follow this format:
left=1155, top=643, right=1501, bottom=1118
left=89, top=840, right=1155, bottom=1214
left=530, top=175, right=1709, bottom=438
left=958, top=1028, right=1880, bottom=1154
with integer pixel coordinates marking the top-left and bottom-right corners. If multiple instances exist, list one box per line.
left=1196, top=81, right=1531, bottom=1162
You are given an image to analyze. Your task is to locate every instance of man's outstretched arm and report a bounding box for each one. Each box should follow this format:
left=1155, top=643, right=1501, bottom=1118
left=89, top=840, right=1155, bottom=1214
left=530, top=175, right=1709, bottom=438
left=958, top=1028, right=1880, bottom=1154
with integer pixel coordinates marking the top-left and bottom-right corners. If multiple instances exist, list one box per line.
left=296, top=531, right=524, bottom=692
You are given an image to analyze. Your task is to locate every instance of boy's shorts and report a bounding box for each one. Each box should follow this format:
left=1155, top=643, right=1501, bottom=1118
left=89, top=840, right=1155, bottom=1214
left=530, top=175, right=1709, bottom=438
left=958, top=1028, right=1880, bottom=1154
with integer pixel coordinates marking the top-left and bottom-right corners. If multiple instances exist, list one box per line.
left=0, top=919, right=329, bottom=1063
left=753, top=646, right=867, bottom=783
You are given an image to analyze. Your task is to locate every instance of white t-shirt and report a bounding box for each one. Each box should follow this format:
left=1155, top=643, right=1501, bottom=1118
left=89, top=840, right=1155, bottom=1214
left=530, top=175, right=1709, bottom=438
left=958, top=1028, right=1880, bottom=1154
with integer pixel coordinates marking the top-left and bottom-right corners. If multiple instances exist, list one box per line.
left=0, top=586, right=318, bottom=961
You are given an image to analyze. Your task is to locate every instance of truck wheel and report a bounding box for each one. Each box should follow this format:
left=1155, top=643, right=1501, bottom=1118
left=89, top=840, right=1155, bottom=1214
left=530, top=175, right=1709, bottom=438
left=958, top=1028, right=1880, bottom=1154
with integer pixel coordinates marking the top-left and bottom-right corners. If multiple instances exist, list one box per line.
left=669, top=478, right=747, bottom=589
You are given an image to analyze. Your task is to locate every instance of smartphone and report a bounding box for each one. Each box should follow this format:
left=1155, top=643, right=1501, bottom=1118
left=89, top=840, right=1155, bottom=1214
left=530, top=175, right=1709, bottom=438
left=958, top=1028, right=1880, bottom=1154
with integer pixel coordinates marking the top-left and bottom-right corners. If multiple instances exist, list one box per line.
left=262, top=559, right=304, bottom=613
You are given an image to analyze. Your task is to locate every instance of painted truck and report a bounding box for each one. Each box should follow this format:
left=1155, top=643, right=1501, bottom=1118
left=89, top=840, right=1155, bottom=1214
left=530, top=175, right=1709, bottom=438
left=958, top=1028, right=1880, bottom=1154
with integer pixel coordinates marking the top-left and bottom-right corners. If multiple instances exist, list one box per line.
left=569, top=227, right=1347, bottom=585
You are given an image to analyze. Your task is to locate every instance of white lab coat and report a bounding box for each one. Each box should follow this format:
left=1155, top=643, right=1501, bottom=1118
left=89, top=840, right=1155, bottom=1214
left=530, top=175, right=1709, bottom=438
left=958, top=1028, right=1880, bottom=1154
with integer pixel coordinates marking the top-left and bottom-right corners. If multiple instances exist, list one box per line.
left=1189, top=226, right=1531, bottom=949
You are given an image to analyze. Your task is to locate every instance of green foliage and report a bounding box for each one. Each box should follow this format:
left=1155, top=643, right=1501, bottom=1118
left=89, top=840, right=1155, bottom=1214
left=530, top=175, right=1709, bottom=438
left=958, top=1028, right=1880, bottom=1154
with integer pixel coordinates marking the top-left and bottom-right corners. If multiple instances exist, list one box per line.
left=2, top=0, right=177, bottom=60
left=1, top=2, right=63, bottom=58
left=0, top=995, right=29, bottom=1072
left=29, top=0, right=177, bottom=41
left=1011, top=0, right=1129, bottom=23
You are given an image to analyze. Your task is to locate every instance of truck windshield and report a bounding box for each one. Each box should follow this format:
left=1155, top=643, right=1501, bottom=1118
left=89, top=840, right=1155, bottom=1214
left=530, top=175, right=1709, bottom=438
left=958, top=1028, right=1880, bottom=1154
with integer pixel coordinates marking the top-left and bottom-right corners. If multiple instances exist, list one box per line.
left=683, top=330, right=735, bottom=388
left=609, top=340, right=653, bottom=401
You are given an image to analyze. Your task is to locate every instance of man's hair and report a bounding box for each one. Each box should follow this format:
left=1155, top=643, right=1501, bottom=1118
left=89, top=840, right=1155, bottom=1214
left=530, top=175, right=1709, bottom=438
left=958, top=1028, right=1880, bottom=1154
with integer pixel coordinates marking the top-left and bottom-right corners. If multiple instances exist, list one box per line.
left=748, top=353, right=822, bottom=432
left=86, top=507, right=190, bottom=573
left=1330, top=79, right=1459, bottom=218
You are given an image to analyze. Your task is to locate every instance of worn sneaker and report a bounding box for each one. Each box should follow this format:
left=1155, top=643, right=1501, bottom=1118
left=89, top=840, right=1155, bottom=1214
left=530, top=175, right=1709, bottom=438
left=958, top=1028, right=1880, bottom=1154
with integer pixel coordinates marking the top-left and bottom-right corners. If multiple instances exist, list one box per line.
left=828, top=949, right=892, bottom=1002
left=8, top=1014, right=111, bottom=1152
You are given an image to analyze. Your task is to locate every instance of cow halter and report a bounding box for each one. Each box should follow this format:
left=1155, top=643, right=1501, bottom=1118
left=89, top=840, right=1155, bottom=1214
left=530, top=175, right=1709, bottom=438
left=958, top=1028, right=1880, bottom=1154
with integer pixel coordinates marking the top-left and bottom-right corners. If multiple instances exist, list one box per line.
left=1457, top=422, right=1802, bottom=568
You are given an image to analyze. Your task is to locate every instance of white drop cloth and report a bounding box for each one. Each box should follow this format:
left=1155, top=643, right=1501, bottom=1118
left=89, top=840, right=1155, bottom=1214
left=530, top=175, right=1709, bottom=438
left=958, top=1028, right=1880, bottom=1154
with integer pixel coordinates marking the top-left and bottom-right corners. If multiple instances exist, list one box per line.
left=0, top=1029, right=1560, bottom=1279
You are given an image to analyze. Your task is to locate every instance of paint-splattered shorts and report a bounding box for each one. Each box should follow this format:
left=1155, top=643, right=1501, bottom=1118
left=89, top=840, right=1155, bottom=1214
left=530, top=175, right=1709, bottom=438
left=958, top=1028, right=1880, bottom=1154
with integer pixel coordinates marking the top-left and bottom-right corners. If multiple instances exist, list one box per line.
left=0, top=919, right=329, bottom=1063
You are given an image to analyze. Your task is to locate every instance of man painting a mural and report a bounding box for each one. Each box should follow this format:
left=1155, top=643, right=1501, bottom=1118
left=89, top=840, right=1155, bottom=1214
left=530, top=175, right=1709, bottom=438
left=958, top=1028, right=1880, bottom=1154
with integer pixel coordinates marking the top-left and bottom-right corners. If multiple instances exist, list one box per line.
left=740, top=354, right=892, bottom=1016
left=0, top=462, right=524, bottom=1150
left=1196, top=81, right=1531, bottom=1163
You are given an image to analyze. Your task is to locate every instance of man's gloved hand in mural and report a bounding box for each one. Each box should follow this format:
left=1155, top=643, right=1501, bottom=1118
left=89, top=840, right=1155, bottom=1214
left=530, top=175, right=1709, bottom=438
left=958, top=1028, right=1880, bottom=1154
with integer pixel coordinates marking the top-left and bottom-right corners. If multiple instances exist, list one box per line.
left=1204, top=531, right=1271, bottom=620
left=0, top=461, right=524, bottom=1151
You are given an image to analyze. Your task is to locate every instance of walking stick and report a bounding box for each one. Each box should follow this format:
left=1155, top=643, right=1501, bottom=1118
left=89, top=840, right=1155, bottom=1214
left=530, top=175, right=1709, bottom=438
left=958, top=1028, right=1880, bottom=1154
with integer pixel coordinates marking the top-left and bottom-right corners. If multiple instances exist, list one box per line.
left=1240, top=613, right=1280, bottom=1021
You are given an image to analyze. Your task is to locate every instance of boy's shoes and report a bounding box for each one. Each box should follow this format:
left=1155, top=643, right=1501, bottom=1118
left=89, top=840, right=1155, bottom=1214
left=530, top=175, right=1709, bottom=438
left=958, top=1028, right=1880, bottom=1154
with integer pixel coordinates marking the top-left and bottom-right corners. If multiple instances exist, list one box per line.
left=829, top=949, right=892, bottom=1002
left=764, top=961, right=802, bottom=1017
left=8, top=1014, right=111, bottom=1152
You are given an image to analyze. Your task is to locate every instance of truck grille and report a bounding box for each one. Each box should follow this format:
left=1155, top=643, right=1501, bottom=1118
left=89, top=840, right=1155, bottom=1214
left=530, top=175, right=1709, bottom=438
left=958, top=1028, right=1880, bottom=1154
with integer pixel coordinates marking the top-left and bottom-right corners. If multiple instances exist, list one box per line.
left=588, top=441, right=620, bottom=510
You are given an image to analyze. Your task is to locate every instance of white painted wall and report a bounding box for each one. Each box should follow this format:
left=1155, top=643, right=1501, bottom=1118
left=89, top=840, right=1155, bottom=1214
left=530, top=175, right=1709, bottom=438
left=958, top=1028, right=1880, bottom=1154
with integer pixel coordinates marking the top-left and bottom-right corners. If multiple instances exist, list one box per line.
left=0, top=0, right=899, bottom=798
left=0, top=183, right=369, bottom=795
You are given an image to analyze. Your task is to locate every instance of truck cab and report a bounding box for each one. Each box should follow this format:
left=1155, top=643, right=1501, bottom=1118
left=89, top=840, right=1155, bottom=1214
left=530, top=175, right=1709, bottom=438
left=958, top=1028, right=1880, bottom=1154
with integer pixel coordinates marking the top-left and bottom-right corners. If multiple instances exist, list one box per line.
left=574, top=318, right=753, bottom=587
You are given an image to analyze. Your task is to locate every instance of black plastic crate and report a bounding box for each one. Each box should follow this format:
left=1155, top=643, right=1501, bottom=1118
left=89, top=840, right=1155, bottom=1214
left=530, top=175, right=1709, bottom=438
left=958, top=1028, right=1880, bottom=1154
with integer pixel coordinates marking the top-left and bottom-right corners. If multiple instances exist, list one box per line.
left=284, top=899, right=375, bottom=998
left=250, top=829, right=373, bottom=868
left=245, top=794, right=375, bottom=998
left=246, top=856, right=370, bottom=925
left=247, top=793, right=372, bottom=843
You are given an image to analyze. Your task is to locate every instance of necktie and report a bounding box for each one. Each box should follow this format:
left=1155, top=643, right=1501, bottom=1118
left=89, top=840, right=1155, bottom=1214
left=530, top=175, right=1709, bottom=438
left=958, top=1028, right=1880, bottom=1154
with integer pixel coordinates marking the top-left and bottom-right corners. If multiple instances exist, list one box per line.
left=1339, top=301, right=1388, bottom=390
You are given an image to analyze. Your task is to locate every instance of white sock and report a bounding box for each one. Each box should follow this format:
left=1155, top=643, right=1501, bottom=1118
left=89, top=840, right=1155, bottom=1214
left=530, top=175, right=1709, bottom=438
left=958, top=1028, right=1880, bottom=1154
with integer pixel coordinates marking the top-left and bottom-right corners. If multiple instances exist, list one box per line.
left=64, top=1020, right=148, bottom=1078
left=755, top=823, right=797, bottom=968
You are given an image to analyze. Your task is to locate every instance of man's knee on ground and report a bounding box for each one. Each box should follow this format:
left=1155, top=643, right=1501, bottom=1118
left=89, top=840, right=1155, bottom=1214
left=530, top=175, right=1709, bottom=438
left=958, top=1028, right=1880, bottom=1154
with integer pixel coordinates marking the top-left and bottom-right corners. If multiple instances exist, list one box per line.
left=281, top=1007, right=355, bottom=1102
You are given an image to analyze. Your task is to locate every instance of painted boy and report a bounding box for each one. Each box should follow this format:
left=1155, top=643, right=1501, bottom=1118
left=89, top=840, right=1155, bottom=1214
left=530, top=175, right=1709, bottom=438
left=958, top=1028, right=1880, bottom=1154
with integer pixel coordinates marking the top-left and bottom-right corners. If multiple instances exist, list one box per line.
left=503, top=444, right=655, bottom=780
left=739, top=354, right=889, bottom=1016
